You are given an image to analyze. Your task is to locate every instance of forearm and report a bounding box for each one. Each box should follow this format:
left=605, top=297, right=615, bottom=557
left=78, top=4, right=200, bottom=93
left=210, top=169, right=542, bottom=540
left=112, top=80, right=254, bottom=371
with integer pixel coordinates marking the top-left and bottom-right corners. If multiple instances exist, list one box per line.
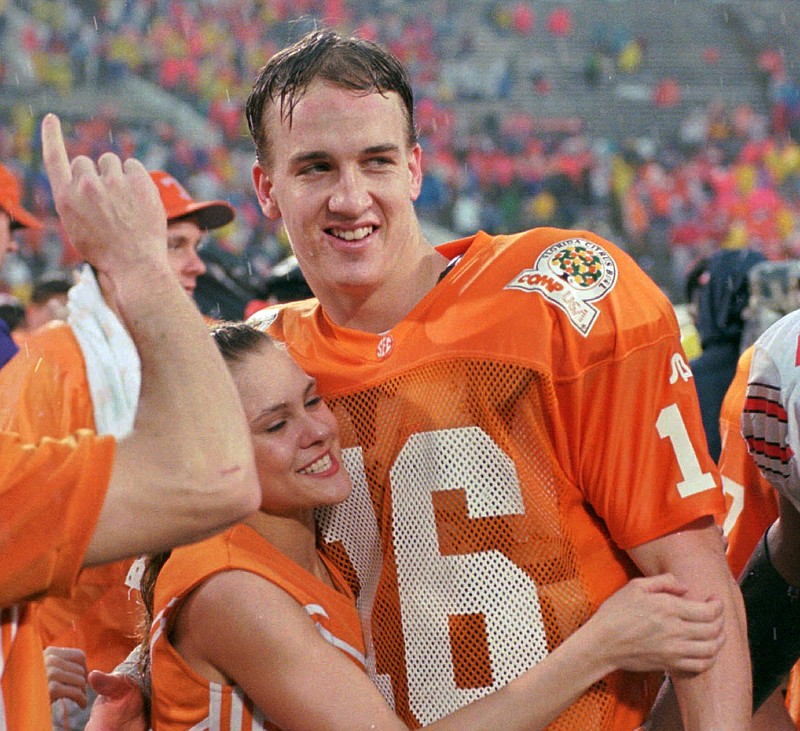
left=767, top=497, right=800, bottom=587
left=114, top=263, right=251, bottom=472
left=632, top=523, right=751, bottom=730
left=428, top=623, right=612, bottom=731
left=669, top=580, right=749, bottom=729
left=85, top=265, right=259, bottom=563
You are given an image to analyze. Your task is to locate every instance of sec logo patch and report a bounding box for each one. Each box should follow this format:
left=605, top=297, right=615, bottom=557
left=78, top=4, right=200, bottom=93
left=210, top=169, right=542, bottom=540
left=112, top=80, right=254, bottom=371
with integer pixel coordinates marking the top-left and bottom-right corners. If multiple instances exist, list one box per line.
left=376, top=334, right=395, bottom=359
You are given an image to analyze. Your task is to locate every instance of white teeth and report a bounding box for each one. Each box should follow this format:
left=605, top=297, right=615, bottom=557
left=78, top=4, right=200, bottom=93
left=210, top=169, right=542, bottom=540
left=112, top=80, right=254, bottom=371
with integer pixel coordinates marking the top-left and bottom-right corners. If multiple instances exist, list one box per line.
left=299, top=452, right=333, bottom=475
left=331, top=226, right=373, bottom=241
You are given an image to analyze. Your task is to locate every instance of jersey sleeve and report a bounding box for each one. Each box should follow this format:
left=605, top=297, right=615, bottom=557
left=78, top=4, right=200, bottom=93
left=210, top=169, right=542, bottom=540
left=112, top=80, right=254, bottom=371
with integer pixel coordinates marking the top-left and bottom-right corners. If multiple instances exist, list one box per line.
left=0, top=429, right=115, bottom=606
left=555, top=253, right=724, bottom=550
left=718, top=347, right=779, bottom=579
left=741, top=309, right=800, bottom=510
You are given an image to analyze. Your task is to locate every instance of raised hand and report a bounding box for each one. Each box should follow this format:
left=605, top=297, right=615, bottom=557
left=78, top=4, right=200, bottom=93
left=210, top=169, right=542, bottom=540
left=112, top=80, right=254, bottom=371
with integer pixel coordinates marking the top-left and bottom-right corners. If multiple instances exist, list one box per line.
left=41, top=113, right=168, bottom=276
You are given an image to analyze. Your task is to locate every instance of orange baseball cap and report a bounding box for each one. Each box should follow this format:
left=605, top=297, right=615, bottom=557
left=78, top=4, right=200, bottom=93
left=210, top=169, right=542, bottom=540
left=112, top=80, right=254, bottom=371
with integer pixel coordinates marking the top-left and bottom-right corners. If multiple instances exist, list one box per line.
left=149, top=171, right=235, bottom=231
left=0, top=163, right=43, bottom=230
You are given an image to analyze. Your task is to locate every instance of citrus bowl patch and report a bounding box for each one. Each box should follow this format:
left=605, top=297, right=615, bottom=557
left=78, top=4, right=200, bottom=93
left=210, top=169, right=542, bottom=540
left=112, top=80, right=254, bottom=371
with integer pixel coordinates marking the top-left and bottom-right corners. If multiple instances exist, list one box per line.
left=505, top=238, right=618, bottom=335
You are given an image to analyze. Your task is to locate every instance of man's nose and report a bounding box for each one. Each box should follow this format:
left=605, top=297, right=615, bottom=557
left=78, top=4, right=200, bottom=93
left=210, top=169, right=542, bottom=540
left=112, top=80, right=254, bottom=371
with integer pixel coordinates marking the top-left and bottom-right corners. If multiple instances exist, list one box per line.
left=328, top=170, right=371, bottom=215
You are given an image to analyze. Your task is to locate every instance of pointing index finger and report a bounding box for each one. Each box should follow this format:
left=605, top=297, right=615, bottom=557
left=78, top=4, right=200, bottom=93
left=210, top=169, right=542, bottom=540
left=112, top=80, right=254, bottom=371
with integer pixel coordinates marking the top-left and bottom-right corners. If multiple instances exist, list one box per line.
left=41, top=113, right=72, bottom=197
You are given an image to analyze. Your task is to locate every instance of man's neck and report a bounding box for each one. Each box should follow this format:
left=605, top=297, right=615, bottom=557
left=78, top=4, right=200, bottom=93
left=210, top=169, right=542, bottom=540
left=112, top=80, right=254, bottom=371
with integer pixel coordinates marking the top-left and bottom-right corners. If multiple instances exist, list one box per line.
left=321, top=247, right=449, bottom=333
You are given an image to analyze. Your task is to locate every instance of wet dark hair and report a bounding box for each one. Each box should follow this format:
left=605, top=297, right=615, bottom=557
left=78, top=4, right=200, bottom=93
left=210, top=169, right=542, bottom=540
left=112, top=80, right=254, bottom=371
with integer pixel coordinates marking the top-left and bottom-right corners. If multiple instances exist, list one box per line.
left=138, top=322, right=276, bottom=691
left=245, top=28, right=417, bottom=167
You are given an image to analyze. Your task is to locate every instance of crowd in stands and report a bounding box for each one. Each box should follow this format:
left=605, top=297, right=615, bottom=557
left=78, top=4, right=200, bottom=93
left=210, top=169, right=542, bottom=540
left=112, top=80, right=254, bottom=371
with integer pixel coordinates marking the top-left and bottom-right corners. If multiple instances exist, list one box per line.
left=3, top=0, right=800, bottom=311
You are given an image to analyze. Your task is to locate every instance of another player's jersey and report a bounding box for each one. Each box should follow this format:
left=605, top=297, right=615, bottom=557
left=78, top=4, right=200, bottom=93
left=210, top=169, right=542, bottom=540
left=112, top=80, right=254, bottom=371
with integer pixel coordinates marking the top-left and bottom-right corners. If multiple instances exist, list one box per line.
left=254, top=228, right=724, bottom=730
left=742, top=309, right=800, bottom=509
left=0, top=429, right=114, bottom=731
left=718, top=346, right=780, bottom=579
left=723, top=320, right=800, bottom=729
left=150, top=524, right=365, bottom=731
left=0, top=322, right=140, bottom=674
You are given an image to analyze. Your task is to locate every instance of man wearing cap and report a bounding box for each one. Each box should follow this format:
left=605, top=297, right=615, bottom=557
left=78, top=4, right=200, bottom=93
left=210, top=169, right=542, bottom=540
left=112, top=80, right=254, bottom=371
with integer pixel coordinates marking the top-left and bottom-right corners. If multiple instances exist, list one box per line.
left=0, top=169, right=234, bottom=731
left=0, top=162, right=44, bottom=366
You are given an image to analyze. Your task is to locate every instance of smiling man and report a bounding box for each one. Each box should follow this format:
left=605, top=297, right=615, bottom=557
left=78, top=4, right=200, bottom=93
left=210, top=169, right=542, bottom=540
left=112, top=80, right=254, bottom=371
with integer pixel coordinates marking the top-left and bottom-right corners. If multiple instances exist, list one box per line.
left=87, top=29, right=751, bottom=731
left=242, top=29, right=750, bottom=731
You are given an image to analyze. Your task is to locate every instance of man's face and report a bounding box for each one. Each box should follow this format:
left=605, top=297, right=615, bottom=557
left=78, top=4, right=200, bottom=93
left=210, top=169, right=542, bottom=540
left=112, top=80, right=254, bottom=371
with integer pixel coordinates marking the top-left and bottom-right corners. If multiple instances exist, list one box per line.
left=253, top=82, right=423, bottom=304
left=0, top=210, right=19, bottom=272
left=167, top=219, right=207, bottom=297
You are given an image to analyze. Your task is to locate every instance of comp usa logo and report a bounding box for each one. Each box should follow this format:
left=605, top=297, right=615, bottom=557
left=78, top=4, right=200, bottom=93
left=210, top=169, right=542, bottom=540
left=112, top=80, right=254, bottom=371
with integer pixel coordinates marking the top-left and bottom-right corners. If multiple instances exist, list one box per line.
left=505, top=238, right=618, bottom=336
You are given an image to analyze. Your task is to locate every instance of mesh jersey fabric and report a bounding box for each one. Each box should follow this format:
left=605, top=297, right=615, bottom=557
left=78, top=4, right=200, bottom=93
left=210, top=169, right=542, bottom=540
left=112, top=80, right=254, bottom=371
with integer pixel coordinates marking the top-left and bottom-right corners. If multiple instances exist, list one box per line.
left=0, top=429, right=114, bottom=731
left=150, top=524, right=365, bottom=731
left=0, top=322, right=141, bottom=674
left=253, top=228, right=725, bottom=730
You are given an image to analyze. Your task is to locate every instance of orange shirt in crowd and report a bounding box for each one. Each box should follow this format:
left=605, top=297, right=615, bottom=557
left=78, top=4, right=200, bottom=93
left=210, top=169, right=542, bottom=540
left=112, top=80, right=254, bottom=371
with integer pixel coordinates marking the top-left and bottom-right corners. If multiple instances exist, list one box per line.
left=150, top=525, right=365, bottom=730
left=0, top=429, right=115, bottom=730
left=0, top=323, right=141, bottom=675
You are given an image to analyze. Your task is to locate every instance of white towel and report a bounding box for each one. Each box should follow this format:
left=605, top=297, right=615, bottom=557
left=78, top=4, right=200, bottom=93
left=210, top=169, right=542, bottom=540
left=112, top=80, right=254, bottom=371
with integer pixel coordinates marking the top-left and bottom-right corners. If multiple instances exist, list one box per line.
left=67, top=264, right=141, bottom=439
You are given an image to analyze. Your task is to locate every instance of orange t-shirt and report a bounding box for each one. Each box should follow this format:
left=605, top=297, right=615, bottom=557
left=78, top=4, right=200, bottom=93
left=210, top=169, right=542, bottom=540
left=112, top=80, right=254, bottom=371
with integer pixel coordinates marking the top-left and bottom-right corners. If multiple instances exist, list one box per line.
left=251, top=228, right=725, bottom=730
left=0, top=429, right=115, bottom=730
left=0, top=322, right=140, bottom=674
left=150, top=524, right=365, bottom=730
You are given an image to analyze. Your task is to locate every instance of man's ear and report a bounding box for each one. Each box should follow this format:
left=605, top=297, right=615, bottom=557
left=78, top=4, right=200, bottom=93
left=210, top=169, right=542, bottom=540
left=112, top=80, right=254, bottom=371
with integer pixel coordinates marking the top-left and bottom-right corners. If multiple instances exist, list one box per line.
left=408, top=143, right=423, bottom=202
left=252, top=161, right=282, bottom=220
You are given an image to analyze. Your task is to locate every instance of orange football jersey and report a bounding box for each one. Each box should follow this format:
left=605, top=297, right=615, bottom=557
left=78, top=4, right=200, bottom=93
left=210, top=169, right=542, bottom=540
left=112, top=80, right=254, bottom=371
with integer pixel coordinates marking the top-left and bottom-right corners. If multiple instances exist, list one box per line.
left=0, top=429, right=114, bottom=730
left=0, top=322, right=141, bottom=675
left=737, top=313, right=800, bottom=728
left=718, top=347, right=800, bottom=729
left=718, top=346, right=779, bottom=579
left=150, top=524, right=365, bottom=731
left=252, top=228, right=725, bottom=730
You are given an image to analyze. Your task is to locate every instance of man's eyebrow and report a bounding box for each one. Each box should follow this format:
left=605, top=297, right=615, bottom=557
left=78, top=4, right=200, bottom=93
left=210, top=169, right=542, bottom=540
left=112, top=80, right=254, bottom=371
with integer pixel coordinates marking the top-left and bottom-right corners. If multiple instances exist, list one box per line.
left=363, top=144, right=400, bottom=155
left=288, top=144, right=401, bottom=167
left=288, top=150, right=330, bottom=167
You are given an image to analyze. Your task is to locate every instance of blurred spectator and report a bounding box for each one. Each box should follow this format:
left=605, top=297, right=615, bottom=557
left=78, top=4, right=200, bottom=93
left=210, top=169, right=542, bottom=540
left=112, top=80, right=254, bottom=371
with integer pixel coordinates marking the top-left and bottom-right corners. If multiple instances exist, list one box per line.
left=510, top=3, right=534, bottom=35
left=25, top=269, right=72, bottom=331
left=546, top=6, right=572, bottom=37
left=244, top=254, right=314, bottom=318
left=4, top=0, right=800, bottom=320
left=0, top=292, right=27, bottom=334
left=653, top=77, right=682, bottom=108
left=680, top=256, right=710, bottom=360
left=690, top=247, right=766, bottom=461
left=0, top=160, right=43, bottom=367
